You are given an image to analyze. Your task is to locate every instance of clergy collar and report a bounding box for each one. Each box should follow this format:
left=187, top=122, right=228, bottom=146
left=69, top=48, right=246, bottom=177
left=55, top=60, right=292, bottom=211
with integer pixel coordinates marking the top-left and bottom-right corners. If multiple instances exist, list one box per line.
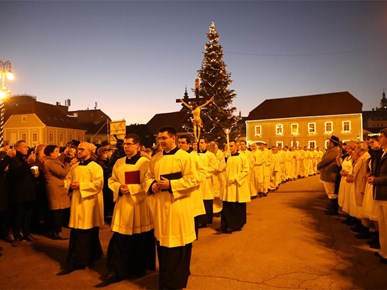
left=79, top=158, right=93, bottom=166
left=231, top=151, right=240, bottom=156
left=126, top=153, right=141, bottom=164
left=163, top=146, right=179, bottom=155
left=199, top=149, right=207, bottom=154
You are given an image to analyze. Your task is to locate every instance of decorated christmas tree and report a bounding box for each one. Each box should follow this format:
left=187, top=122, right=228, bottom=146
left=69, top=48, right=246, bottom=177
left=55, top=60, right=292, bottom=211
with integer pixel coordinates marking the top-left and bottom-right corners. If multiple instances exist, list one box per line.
left=182, top=21, right=240, bottom=146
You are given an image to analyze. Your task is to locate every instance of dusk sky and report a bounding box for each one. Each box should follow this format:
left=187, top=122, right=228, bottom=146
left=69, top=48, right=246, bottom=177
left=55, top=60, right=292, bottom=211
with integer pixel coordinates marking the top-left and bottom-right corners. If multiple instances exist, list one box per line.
left=1, top=1, right=387, bottom=124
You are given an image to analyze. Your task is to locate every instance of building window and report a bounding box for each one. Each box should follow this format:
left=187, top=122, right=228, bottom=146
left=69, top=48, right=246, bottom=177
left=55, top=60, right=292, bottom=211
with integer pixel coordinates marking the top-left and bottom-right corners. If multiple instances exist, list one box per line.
left=254, top=125, right=262, bottom=137
left=21, top=133, right=27, bottom=140
left=308, top=140, right=316, bottom=149
left=291, top=123, right=299, bottom=135
left=324, top=121, right=333, bottom=134
left=308, top=122, right=316, bottom=135
left=21, top=116, right=27, bottom=123
left=342, top=121, right=351, bottom=133
left=59, top=133, right=64, bottom=146
left=291, top=140, right=299, bottom=148
left=77, top=134, right=81, bottom=141
left=32, top=133, right=38, bottom=142
left=325, top=140, right=330, bottom=149
left=49, top=132, right=54, bottom=143
left=276, top=124, right=283, bottom=136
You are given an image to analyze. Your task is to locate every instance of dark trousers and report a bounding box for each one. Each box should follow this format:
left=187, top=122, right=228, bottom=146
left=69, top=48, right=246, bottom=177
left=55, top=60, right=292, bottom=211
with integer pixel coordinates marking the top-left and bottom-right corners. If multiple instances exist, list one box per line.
left=197, top=200, right=213, bottom=226
left=107, top=230, right=156, bottom=279
left=12, top=201, right=34, bottom=240
left=67, top=227, right=103, bottom=267
left=157, top=242, right=192, bottom=290
left=0, top=209, right=11, bottom=239
left=50, top=209, right=64, bottom=233
left=221, top=201, right=246, bottom=231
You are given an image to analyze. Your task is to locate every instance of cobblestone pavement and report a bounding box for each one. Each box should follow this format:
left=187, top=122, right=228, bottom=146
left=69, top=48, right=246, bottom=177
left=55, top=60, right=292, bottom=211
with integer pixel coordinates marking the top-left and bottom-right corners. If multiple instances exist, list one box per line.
left=1, top=175, right=387, bottom=289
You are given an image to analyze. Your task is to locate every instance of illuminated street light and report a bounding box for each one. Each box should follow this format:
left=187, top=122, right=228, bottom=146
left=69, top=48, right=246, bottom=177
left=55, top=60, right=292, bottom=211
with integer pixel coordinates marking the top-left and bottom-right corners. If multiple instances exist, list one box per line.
left=0, top=60, right=14, bottom=146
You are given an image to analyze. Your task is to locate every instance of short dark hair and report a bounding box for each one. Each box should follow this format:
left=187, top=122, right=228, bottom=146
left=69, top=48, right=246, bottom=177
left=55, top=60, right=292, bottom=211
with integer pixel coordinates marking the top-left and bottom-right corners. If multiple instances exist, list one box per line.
left=159, top=127, right=177, bottom=137
left=125, top=134, right=140, bottom=144
left=179, top=135, right=191, bottom=144
left=380, top=128, right=387, bottom=138
left=199, top=137, right=208, bottom=143
left=44, top=145, right=58, bottom=156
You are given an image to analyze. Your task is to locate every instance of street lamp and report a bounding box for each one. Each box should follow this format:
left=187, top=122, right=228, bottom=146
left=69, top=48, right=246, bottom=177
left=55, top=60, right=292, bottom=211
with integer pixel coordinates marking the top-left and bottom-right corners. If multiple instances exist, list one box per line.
left=0, top=60, right=14, bottom=146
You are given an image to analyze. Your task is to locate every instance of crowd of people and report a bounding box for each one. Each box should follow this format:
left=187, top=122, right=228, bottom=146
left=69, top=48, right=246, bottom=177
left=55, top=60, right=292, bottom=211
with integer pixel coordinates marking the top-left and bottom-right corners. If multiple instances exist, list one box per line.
left=318, top=130, right=387, bottom=265
left=1, top=127, right=385, bottom=289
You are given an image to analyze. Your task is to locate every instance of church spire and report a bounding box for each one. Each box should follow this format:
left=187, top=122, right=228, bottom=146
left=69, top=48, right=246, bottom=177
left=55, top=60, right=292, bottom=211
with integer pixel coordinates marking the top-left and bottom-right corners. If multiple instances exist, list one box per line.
left=381, top=90, right=387, bottom=109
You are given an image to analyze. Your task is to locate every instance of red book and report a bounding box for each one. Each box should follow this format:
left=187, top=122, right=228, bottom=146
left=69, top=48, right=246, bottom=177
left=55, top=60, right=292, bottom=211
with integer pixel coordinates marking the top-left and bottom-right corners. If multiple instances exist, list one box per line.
left=125, top=170, right=140, bottom=184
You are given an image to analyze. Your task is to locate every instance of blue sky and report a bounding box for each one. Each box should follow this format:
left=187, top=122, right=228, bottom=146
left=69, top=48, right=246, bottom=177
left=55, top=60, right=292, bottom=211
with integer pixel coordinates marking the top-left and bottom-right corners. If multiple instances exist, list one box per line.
left=1, top=0, right=386, bottom=124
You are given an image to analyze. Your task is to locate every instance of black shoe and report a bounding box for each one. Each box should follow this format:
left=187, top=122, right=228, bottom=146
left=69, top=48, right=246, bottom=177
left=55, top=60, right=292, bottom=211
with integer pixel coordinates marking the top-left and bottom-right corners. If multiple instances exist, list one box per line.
left=354, top=230, right=371, bottom=239
left=370, top=240, right=380, bottom=249
left=346, top=218, right=357, bottom=225
left=57, top=265, right=85, bottom=276
left=11, top=239, right=21, bottom=247
left=342, top=216, right=355, bottom=225
left=350, top=224, right=364, bottom=233
left=23, top=235, right=37, bottom=242
left=324, top=209, right=338, bottom=215
left=50, top=232, right=68, bottom=240
left=95, top=272, right=121, bottom=287
left=215, top=227, right=232, bottom=234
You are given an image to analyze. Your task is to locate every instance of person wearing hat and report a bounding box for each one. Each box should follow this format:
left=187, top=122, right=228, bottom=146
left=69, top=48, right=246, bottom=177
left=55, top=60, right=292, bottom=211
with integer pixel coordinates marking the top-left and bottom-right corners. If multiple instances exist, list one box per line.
left=317, top=135, right=342, bottom=215
left=96, top=147, right=114, bottom=222
left=368, top=128, right=387, bottom=264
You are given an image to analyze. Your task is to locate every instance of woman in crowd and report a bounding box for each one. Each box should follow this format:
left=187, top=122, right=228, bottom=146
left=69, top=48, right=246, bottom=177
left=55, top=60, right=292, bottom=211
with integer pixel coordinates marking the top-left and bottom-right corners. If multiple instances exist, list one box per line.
left=43, top=145, right=76, bottom=240
left=362, top=135, right=383, bottom=248
left=337, top=143, right=356, bottom=223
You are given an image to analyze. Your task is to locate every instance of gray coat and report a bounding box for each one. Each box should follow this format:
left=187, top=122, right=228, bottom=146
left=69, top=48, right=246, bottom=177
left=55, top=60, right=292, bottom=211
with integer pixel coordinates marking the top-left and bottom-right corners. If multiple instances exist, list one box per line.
left=43, top=156, right=72, bottom=210
left=317, top=146, right=341, bottom=183
left=374, top=152, right=387, bottom=201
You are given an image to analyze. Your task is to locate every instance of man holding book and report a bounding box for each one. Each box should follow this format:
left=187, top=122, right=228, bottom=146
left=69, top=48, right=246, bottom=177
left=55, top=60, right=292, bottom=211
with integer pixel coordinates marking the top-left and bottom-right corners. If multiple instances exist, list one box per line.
left=145, top=127, right=198, bottom=290
left=96, top=134, right=155, bottom=287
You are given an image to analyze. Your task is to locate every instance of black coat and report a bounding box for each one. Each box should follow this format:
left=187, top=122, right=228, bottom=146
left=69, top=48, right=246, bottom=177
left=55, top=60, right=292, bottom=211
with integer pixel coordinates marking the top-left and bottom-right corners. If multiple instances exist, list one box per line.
left=0, top=152, right=11, bottom=211
left=374, top=152, right=387, bottom=201
left=7, top=152, right=36, bottom=204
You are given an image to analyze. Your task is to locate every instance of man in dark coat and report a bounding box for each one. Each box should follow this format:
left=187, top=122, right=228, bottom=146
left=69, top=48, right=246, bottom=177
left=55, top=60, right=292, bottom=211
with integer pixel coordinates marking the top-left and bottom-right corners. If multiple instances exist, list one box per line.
left=368, top=128, right=387, bottom=264
left=7, top=140, right=38, bottom=247
left=0, top=144, right=16, bottom=254
left=317, top=136, right=341, bottom=215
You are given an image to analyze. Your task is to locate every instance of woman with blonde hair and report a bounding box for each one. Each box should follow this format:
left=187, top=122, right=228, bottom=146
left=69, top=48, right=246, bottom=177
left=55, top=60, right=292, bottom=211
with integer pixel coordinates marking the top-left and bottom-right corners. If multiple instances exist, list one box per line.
left=337, top=143, right=356, bottom=223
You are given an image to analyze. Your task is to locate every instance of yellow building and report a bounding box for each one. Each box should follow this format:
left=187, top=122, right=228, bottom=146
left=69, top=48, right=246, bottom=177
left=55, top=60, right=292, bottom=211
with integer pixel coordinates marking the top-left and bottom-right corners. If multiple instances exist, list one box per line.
left=246, top=92, right=363, bottom=149
left=4, top=95, right=86, bottom=147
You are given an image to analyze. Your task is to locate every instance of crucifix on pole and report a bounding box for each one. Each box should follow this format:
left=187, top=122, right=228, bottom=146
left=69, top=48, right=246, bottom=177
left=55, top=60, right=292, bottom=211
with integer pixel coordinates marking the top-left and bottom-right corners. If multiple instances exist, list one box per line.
left=176, top=78, right=214, bottom=143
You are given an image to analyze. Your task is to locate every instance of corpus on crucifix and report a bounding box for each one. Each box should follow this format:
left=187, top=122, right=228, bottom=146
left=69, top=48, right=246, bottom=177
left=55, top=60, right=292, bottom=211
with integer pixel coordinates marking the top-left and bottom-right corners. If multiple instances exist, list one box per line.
left=179, top=96, right=214, bottom=142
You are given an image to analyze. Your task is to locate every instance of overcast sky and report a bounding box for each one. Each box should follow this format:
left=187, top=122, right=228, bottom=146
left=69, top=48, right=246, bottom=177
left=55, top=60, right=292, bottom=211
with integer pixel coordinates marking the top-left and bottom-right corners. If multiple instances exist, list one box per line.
left=1, top=0, right=386, bottom=124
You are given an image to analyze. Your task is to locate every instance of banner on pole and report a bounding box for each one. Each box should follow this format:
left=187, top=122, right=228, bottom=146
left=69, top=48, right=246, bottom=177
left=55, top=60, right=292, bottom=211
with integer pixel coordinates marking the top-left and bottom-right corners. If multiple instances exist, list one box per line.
left=109, top=120, right=126, bottom=145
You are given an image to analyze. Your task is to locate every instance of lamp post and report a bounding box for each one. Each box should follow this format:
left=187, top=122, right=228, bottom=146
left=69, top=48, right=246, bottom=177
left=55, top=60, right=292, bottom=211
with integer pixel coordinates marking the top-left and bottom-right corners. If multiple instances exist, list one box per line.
left=0, top=60, right=14, bottom=146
